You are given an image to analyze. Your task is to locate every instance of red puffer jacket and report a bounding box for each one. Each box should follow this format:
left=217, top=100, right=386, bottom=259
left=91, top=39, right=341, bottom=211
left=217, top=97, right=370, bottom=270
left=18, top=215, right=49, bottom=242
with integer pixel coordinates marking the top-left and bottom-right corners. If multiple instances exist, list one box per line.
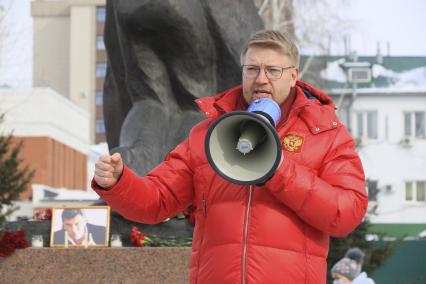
left=93, top=81, right=367, bottom=284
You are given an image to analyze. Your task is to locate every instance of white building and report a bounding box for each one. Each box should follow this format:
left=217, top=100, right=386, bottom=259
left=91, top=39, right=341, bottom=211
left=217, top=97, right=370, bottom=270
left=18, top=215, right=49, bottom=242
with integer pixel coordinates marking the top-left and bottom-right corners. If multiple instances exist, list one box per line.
left=317, top=55, right=426, bottom=237
left=0, top=87, right=90, bottom=220
left=334, top=89, right=426, bottom=220
left=0, top=87, right=89, bottom=154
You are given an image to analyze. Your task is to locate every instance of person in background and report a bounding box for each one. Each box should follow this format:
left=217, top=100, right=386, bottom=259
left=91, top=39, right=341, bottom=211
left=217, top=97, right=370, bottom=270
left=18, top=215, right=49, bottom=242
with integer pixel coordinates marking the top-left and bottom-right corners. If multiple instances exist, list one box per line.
left=53, top=209, right=106, bottom=246
left=331, top=247, right=376, bottom=284
left=93, top=30, right=368, bottom=283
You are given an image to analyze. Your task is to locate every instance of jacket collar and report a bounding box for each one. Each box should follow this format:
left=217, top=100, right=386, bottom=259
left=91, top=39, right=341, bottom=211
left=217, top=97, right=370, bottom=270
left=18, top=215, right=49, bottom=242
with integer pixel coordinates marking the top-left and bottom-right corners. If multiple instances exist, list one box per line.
left=195, top=85, right=243, bottom=119
left=293, top=81, right=340, bottom=134
left=195, top=81, right=339, bottom=134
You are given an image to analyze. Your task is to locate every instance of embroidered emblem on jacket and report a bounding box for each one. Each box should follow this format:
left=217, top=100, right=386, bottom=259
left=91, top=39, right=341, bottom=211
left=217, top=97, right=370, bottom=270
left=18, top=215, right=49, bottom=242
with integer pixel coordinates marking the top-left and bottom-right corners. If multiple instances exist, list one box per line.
left=282, top=133, right=304, bottom=153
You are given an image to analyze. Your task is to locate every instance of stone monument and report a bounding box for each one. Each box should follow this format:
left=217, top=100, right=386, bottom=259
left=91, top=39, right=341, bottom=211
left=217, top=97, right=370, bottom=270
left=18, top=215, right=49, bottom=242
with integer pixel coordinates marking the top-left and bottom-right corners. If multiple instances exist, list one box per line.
left=103, top=0, right=263, bottom=175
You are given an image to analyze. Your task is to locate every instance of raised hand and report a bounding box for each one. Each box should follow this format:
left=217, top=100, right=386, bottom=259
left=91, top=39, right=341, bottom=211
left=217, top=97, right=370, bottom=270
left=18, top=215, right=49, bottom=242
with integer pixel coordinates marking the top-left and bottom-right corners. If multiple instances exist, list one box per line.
left=94, top=153, right=124, bottom=188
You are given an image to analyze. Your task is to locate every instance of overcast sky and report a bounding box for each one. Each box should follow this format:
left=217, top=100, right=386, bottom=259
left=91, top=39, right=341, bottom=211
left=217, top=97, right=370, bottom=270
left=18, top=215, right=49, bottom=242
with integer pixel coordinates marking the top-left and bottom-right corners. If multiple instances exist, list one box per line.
left=0, top=0, right=32, bottom=88
left=341, top=0, right=426, bottom=56
left=0, top=0, right=425, bottom=88
left=297, top=0, right=426, bottom=56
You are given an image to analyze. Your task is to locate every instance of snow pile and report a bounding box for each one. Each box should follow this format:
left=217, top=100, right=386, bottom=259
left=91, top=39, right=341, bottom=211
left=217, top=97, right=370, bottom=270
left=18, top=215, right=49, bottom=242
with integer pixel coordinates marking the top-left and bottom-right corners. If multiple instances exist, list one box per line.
left=393, top=66, right=426, bottom=88
left=320, top=59, right=347, bottom=83
left=321, top=58, right=426, bottom=90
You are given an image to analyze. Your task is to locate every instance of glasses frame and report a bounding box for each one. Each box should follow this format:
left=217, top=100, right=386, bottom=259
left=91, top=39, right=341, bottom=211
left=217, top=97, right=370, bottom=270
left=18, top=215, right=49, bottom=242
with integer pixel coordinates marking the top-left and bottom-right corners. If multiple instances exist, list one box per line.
left=241, top=65, right=295, bottom=80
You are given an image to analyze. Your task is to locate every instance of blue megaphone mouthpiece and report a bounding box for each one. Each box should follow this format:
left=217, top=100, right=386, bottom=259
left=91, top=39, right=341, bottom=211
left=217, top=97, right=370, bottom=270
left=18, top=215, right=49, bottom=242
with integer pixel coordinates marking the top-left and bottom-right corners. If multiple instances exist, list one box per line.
left=247, top=98, right=281, bottom=126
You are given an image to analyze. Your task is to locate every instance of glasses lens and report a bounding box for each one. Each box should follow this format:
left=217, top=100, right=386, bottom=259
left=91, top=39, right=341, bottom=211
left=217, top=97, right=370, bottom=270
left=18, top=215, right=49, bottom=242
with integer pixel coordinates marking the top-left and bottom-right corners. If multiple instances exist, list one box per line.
left=243, top=66, right=259, bottom=78
left=242, top=65, right=293, bottom=80
left=265, top=67, right=283, bottom=79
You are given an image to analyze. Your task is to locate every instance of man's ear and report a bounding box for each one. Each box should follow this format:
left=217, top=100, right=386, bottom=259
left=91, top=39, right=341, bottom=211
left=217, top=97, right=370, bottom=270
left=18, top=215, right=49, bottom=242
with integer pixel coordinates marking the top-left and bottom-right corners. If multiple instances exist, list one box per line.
left=291, top=68, right=299, bottom=86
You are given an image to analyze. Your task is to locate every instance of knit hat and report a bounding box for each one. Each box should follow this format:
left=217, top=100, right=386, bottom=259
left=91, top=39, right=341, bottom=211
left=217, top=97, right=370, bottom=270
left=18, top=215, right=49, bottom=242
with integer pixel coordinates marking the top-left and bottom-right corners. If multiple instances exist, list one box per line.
left=345, top=247, right=365, bottom=264
left=331, top=248, right=365, bottom=280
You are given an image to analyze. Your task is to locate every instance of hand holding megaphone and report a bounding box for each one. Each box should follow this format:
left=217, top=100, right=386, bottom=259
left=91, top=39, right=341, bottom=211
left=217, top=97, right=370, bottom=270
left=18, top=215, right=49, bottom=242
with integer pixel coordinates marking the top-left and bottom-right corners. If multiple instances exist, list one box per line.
left=205, top=98, right=282, bottom=185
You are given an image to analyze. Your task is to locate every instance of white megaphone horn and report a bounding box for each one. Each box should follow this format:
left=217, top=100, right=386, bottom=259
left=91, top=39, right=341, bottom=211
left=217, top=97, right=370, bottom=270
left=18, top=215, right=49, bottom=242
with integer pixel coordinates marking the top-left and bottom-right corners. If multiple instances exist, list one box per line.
left=205, top=98, right=282, bottom=185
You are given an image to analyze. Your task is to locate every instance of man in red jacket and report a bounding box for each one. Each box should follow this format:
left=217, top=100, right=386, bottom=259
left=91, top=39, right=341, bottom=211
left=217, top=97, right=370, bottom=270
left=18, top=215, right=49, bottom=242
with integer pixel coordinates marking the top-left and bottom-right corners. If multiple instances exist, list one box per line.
left=93, top=30, right=368, bottom=284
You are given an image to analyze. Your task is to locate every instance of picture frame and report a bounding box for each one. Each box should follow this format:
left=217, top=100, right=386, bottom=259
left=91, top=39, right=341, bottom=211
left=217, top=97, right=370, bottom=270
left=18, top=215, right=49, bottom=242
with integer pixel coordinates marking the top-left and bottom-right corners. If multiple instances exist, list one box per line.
left=50, top=206, right=110, bottom=248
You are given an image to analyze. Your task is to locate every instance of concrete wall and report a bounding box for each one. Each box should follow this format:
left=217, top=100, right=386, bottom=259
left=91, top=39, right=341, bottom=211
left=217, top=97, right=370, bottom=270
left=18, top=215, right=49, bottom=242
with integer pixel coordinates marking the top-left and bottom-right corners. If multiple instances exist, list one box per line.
left=69, top=5, right=96, bottom=113
left=31, top=0, right=106, bottom=143
left=32, top=15, right=70, bottom=98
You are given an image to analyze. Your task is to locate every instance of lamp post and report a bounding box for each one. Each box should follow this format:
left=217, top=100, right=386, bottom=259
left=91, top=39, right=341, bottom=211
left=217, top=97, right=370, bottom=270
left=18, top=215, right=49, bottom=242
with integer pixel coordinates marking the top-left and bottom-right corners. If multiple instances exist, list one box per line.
left=341, top=60, right=372, bottom=133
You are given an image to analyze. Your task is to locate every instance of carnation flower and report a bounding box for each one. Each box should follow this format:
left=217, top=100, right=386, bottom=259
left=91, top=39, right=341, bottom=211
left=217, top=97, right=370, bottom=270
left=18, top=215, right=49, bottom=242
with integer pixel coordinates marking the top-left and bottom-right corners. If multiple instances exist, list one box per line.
left=0, top=229, right=29, bottom=257
left=130, top=226, right=152, bottom=247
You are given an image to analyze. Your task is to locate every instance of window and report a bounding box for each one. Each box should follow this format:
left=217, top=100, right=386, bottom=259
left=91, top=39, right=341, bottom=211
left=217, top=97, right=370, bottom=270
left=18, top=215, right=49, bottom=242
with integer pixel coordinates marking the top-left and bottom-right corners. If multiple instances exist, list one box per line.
left=404, top=111, right=426, bottom=139
left=417, top=181, right=426, bottom=202
left=96, top=119, right=105, bottom=133
left=96, top=91, right=103, bottom=106
left=96, top=7, right=106, bottom=22
left=367, top=180, right=379, bottom=201
left=348, top=68, right=372, bottom=83
left=96, top=63, right=107, bottom=78
left=405, top=181, right=426, bottom=202
left=405, top=182, right=413, bottom=201
left=96, top=35, right=105, bottom=50
left=354, top=111, right=378, bottom=139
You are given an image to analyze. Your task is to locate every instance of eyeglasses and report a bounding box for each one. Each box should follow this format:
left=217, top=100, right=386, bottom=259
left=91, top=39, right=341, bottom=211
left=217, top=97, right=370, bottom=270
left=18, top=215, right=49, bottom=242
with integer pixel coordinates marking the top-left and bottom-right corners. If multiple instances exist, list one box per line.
left=242, top=65, right=295, bottom=80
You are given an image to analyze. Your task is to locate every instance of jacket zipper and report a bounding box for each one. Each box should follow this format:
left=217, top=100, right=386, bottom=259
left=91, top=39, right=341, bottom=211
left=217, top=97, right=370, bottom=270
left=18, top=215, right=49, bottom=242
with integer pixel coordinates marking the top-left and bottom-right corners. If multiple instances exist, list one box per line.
left=195, top=192, right=207, bottom=284
left=202, top=192, right=207, bottom=217
left=242, top=185, right=253, bottom=284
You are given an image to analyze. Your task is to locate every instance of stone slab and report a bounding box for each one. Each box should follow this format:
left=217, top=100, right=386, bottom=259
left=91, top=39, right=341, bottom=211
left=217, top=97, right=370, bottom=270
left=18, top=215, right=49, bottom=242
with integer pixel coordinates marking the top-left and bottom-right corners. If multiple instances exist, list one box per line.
left=0, top=247, right=191, bottom=284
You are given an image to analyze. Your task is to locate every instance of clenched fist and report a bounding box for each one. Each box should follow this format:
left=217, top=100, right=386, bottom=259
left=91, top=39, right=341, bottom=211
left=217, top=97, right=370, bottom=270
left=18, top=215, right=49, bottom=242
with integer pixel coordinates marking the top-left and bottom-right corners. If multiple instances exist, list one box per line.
left=94, top=153, right=124, bottom=188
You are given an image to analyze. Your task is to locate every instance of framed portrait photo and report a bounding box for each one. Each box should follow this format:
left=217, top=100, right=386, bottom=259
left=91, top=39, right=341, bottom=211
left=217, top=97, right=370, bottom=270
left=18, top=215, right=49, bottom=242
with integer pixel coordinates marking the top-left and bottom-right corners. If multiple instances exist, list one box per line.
left=50, top=206, right=111, bottom=248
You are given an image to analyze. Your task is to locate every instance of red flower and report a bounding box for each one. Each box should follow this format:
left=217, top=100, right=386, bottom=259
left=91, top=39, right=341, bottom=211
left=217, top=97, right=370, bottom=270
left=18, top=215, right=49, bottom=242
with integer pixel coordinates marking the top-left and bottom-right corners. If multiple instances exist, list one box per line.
left=15, top=229, right=25, bottom=240
left=18, top=239, right=30, bottom=249
left=0, top=229, right=29, bottom=257
left=44, top=208, right=52, bottom=220
left=34, top=208, right=53, bottom=221
left=130, top=226, right=152, bottom=247
left=2, top=231, right=13, bottom=241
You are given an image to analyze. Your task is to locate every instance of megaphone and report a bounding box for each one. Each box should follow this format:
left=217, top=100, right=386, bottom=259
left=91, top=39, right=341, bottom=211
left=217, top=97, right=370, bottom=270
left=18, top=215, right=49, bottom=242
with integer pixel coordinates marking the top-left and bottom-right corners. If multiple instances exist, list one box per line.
left=205, top=98, right=282, bottom=185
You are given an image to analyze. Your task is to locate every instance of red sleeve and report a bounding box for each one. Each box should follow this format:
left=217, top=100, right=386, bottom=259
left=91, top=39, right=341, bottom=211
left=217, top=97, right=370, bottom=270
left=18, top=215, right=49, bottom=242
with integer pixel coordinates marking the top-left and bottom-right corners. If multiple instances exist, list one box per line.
left=92, top=139, right=194, bottom=224
left=265, top=126, right=368, bottom=237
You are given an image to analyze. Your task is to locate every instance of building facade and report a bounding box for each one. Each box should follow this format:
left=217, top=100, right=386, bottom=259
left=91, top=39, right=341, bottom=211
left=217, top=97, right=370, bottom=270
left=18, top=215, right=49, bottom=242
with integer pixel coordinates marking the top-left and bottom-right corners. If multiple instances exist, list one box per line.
left=315, top=55, right=426, bottom=238
left=0, top=87, right=89, bottom=198
left=31, top=0, right=107, bottom=144
left=330, top=89, right=426, bottom=222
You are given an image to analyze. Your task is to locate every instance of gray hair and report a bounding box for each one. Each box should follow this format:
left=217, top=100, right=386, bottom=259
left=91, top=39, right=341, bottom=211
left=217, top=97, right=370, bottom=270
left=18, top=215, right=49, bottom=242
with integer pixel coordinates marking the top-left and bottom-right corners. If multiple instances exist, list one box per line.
left=240, top=30, right=300, bottom=68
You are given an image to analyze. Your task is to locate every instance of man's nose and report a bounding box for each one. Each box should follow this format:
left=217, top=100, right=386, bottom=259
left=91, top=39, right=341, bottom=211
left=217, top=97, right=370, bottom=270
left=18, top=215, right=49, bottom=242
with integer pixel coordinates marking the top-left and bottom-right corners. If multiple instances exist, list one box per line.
left=69, top=224, right=79, bottom=232
left=255, top=68, right=269, bottom=84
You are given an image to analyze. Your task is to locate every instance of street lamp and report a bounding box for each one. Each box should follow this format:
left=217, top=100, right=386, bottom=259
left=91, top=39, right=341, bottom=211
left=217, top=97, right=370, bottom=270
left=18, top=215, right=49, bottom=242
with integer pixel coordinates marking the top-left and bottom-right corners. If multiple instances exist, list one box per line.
left=340, top=60, right=373, bottom=133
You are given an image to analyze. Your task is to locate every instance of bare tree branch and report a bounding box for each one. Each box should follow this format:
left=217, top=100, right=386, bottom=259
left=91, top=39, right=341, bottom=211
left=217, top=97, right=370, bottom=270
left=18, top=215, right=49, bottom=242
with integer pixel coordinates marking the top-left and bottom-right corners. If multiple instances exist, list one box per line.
left=255, top=0, right=351, bottom=55
left=298, top=55, right=313, bottom=79
left=258, top=0, right=270, bottom=16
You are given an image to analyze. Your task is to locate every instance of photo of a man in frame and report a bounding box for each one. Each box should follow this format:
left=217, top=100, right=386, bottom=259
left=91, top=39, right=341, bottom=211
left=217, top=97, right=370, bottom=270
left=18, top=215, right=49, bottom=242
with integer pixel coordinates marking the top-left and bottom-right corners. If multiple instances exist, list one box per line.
left=52, top=208, right=107, bottom=246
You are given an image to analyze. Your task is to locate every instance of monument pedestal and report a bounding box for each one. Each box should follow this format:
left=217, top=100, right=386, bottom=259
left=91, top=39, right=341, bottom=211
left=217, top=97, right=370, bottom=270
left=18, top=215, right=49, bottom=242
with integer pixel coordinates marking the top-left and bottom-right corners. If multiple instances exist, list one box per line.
left=1, top=247, right=191, bottom=283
